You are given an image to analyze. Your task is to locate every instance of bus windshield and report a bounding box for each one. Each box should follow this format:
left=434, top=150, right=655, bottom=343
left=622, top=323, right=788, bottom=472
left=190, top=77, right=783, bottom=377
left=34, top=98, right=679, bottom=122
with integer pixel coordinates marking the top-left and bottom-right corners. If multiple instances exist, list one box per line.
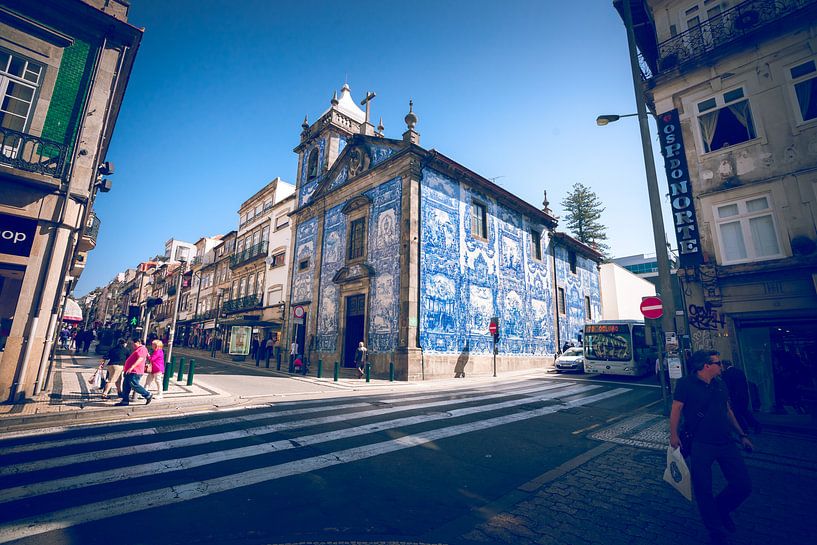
left=584, top=324, right=632, bottom=362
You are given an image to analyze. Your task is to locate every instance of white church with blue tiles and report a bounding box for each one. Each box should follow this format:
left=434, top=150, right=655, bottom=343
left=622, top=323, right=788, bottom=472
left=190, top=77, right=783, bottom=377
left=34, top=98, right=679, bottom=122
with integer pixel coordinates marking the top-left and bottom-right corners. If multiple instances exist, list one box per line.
left=287, top=84, right=602, bottom=379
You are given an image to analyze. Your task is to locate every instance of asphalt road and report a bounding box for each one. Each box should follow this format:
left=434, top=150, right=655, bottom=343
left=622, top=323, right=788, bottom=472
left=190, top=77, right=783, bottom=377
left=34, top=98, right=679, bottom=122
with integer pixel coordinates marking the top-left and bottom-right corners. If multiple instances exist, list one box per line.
left=0, top=376, right=661, bottom=545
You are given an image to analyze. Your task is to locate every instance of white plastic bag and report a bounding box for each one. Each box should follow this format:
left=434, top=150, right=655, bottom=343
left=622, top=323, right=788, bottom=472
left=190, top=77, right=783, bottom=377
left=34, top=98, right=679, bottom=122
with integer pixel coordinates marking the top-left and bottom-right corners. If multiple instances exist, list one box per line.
left=663, top=446, right=692, bottom=501
left=89, top=368, right=103, bottom=389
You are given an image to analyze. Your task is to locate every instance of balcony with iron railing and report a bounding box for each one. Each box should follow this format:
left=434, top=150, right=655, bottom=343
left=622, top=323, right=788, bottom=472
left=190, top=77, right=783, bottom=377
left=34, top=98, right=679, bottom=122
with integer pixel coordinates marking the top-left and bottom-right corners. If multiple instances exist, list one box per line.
left=194, top=309, right=217, bottom=321
left=229, top=241, right=268, bottom=269
left=78, top=212, right=101, bottom=251
left=651, top=0, right=817, bottom=77
left=0, top=127, right=67, bottom=179
left=223, top=293, right=262, bottom=314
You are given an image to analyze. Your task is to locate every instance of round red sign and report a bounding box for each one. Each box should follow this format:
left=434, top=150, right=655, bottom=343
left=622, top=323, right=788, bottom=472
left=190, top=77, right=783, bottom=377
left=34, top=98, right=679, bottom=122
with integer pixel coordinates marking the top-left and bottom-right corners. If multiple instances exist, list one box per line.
left=489, top=322, right=498, bottom=335
left=640, top=296, right=663, bottom=319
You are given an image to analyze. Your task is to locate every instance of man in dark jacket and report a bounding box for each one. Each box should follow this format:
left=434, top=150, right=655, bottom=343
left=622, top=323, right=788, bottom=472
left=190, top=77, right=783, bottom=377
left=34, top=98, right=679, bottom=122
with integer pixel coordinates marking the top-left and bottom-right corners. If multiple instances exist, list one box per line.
left=670, top=350, right=753, bottom=544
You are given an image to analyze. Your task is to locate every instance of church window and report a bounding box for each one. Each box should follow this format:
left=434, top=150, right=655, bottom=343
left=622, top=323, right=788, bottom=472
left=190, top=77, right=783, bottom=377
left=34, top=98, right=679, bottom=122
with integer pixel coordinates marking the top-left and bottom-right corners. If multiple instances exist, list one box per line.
left=569, top=251, right=577, bottom=274
left=348, top=217, right=366, bottom=260
left=298, top=258, right=310, bottom=271
left=585, top=296, right=592, bottom=320
left=557, top=287, right=566, bottom=315
left=531, top=229, right=542, bottom=261
left=307, top=148, right=319, bottom=181
left=471, top=201, right=487, bottom=239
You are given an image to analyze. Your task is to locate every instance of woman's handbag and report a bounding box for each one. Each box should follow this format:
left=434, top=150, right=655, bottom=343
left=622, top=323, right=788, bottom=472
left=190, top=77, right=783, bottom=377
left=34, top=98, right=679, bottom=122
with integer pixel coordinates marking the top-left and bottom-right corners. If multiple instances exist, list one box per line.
left=88, top=367, right=104, bottom=389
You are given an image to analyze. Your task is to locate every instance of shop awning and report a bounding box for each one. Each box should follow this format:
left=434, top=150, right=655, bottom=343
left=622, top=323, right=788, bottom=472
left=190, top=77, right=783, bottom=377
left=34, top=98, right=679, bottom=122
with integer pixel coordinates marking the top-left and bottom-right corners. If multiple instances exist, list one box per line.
left=219, top=318, right=281, bottom=329
left=63, top=298, right=83, bottom=322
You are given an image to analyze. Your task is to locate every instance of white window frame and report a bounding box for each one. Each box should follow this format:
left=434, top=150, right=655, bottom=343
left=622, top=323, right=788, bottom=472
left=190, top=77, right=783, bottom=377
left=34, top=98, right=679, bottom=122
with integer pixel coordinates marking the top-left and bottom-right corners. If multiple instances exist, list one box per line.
left=0, top=49, right=43, bottom=135
left=712, top=193, right=784, bottom=265
left=695, top=86, right=758, bottom=154
left=786, top=56, right=817, bottom=126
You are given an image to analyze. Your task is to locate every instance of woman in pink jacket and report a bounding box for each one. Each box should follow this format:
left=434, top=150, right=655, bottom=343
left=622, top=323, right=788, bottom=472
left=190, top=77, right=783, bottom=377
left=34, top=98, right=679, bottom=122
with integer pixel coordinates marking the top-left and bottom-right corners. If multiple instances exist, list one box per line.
left=144, top=339, right=166, bottom=400
left=115, top=338, right=153, bottom=406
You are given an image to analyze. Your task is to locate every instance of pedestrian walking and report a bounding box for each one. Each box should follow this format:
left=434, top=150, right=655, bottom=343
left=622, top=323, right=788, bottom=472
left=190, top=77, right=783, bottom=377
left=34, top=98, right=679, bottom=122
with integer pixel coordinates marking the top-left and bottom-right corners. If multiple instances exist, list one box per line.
left=115, top=337, right=153, bottom=406
left=355, top=341, right=368, bottom=379
left=143, top=339, right=165, bottom=400
left=250, top=336, right=259, bottom=360
left=265, top=335, right=274, bottom=367
left=722, top=360, right=761, bottom=434
left=100, top=338, right=128, bottom=400
left=82, top=329, right=94, bottom=353
left=669, top=350, right=753, bottom=545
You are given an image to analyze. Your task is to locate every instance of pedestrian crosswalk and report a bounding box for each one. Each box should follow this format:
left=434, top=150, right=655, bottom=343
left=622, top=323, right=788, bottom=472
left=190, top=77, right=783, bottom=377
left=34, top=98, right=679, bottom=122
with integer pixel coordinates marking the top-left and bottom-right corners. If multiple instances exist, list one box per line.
left=0, top=378, right=630, bottom=543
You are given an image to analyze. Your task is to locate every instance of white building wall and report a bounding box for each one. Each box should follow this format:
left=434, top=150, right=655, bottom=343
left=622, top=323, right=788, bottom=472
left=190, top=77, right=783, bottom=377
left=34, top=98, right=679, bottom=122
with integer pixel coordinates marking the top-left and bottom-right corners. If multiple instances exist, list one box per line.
left=599, top=263, right=656, bottom=320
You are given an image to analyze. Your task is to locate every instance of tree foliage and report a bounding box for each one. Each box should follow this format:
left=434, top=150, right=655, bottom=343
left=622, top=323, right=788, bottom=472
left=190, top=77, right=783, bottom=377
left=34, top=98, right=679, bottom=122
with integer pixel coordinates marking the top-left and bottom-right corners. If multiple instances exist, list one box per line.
left=560, top=182, right=610, bottom=256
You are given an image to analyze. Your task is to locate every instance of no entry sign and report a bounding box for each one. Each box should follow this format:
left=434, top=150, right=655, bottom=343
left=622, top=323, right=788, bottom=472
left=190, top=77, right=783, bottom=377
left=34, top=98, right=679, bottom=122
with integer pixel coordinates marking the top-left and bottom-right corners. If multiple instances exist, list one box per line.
left=640, top=296, right=663, bottom=319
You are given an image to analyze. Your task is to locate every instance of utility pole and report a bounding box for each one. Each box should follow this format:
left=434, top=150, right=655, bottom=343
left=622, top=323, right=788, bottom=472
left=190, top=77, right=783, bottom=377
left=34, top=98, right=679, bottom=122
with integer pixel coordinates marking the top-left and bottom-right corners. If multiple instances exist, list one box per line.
left=622, top=0, right=677, bottom=415
left=166, top=262, right=186, bottom=365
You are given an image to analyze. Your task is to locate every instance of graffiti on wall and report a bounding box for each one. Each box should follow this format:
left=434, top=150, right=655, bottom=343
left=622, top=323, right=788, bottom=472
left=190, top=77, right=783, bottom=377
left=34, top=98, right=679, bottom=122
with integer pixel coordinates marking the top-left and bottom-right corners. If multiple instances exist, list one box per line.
left=688, top=301, right=725, bottom=331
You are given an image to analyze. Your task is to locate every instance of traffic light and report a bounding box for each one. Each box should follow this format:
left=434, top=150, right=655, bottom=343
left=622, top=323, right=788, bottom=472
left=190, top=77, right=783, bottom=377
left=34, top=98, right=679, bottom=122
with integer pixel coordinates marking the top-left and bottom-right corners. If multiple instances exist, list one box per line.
left=128, top=305, right=140, bottom=326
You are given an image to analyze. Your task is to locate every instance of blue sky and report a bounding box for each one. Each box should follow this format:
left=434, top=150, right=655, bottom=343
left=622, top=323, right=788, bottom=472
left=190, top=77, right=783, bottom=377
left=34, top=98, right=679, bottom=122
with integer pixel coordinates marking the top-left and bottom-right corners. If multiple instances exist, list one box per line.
left=76, top=0, right=673, bottom=295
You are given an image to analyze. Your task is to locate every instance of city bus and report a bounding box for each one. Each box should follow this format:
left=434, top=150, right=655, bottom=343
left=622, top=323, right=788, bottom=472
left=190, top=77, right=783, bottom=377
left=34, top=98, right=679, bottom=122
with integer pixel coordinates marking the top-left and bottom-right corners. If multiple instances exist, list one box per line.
left=583, top=320, right=658, bottom=377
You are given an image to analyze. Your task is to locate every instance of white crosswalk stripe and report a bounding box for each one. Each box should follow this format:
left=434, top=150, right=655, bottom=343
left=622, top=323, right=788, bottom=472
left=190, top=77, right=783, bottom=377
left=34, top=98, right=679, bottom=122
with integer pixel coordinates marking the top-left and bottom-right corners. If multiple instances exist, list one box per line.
left=0, top=380, right=629, bottom=543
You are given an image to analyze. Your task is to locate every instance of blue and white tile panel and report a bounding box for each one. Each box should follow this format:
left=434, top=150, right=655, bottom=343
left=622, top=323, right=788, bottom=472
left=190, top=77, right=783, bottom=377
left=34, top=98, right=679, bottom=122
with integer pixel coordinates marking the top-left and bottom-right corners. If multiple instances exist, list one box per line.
left=553, top=245, right=601, bottom=344
left=419, top=167, right=557, bottom=356
left=291, top=217, right=318, bottom=303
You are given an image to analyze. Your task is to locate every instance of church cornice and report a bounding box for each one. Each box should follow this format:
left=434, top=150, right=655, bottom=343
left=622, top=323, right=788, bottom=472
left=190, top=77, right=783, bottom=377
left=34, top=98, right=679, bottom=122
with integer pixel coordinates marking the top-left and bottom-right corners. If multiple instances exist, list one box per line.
left=293, top=110, right=361, bottom=153
left=332, top=262, right=376, bottom=284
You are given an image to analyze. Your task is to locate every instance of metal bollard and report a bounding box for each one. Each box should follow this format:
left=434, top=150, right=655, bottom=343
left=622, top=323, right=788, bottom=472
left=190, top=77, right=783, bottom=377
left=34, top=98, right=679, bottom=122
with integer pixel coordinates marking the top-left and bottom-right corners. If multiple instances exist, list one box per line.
left=177, top=357, right=185, bottom=381
left=389, top=361, right=394, bottom=382
left=317, top=359, right=322, bottom=378
left=186, top=359, right=196, bottom=386
left=163, top=356, right=175, bottom=391
left=333, top=361, right=339, bottom=382
left=365, top=362, right=371, bottom=383
left=276, top=352, right=281, bottom=371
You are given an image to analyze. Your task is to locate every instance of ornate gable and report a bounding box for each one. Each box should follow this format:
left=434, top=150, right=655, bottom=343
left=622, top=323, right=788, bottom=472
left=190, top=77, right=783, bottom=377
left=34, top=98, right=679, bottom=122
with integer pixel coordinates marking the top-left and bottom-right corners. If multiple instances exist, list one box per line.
left=332, top=262, right=376, bottom=284
left=304, top=135, right=405, bottom=204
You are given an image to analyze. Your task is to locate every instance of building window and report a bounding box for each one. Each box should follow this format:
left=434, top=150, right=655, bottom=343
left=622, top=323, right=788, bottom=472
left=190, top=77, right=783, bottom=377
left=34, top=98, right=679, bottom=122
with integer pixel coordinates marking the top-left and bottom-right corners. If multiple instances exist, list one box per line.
left=275, top=215, right=289, bottom=230
left=307, top=148, right=319, bottom=181
left=790, top=59, right=817, bottom=123
left=714, top=194, right=783, bottom=264
left=0, top=50, right=42, bottom=133
left=568, top=250, right=577, bottom=274
left=348, top=217, right=366, bottom=260
left=268, top=286, right=283, bottom=305
left=471, top=201, right=487, bottom=239
left=270, top=251, right=285, bottom=268
left=298, top=258, right=309, bottom=271
left=530, top=229, right=542, bottom=261
left=584, top=296, right=592, bottom=320
left=247, top=273, right=255, bottom=294
left=697, top=87, right=756, bottom=153
left=557, top=287, right=566, bottom=315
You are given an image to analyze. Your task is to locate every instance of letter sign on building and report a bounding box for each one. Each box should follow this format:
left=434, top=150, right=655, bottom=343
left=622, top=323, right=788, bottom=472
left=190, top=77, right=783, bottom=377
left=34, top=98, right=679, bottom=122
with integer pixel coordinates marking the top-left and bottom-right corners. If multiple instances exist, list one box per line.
left=0, top=213, right=37, bottom=257
left=657, top=109, right=702, bottom=266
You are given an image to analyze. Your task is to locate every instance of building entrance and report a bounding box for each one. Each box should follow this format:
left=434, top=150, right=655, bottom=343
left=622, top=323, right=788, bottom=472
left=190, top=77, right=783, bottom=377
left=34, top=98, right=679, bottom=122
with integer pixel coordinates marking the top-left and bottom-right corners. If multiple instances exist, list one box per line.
left=738, top=319, right=816, bottom=415
left=343, top=294, right=365, bottom=368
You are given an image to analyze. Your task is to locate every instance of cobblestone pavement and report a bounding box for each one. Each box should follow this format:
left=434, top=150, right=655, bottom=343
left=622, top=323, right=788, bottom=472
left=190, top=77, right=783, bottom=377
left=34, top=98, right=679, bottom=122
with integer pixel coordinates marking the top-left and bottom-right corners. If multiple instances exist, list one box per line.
left=455, top=415, right=817, bottom=545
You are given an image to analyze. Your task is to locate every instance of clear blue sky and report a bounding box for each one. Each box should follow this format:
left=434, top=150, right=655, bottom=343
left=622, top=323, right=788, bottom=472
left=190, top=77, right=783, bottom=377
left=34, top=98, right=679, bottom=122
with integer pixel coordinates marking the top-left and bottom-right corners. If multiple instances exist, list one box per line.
left=76, top=0, right=674, bottom=295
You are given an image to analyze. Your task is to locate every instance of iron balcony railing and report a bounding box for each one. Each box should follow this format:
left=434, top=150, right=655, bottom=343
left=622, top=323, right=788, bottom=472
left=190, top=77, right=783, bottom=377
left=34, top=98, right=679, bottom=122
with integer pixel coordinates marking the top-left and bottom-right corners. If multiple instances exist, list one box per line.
left=655, top=0, right=816, bottom=75
left=85, top=212, right=101, bottom=243
left=229, top=241, right=268, bottom=268
left=0, top=127, right=66, bottom=178
left=223, top=294, right=261, bottom=313
left=194, top=309, right=217, bottom=321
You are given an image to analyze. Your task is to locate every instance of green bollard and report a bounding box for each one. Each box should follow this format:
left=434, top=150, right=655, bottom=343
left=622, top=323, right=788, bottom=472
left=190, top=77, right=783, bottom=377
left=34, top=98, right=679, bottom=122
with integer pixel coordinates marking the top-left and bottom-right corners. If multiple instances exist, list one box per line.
left=186, top=359, right=196, bottom=386
left=389, top=361, right=394, bottom=382
left=365, top=362, right=371, bottom=383
left=333, top=361, right=339, bottom=382
left=317, top=359, right=323, bottom=378
left=177, top=357, right=185, bottom=381
left=163, top=356, right=175, bottom=391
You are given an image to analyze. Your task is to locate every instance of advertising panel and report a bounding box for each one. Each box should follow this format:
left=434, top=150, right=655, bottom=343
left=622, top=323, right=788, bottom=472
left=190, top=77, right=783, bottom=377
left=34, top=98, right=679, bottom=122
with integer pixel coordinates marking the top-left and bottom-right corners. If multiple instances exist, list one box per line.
left=229, top=325, right=251, bottom=355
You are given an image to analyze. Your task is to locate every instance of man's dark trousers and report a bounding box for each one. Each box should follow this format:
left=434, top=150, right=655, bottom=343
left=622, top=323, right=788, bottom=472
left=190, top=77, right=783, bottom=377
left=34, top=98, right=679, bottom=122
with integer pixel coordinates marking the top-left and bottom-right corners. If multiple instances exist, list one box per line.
left=690, top=440, right=752, bottom=533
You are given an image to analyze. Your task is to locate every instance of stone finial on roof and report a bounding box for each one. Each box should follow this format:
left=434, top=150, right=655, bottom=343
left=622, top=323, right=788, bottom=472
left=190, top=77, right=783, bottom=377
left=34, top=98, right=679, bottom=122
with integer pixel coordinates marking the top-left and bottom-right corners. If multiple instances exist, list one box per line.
left=331, top=90, right=339, bottom=106
left=377, top=117, right=384, bottom=134
left=542, top=189, right=552, bottom=215
left=403, top=100, right=420, bottom=145
left=301, top=115, right=309, bottom=130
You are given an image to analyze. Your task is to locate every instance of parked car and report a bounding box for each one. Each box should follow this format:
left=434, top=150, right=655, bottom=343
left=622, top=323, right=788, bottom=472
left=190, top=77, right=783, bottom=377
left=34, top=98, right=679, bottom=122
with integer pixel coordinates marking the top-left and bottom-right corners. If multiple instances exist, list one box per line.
left=555, top=347, right=584, bottom=373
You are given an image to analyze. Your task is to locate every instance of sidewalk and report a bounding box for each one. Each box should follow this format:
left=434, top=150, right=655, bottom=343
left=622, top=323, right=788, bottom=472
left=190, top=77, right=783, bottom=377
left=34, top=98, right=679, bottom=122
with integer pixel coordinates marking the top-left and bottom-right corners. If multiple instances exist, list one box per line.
left=441, top=412, right=817, bottom=545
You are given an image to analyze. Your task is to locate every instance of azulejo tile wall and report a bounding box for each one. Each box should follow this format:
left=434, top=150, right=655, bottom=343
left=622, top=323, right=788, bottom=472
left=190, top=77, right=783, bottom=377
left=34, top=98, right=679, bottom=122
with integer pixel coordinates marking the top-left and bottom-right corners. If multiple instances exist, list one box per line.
left=419, top=167, right=559, bottom=356
left=291, top=217, right=318, bottom=303
left=311, top=177, right=403, bottom=354
left=365, top=176, right=402, bottom=352
left=554, top=246, right=601, bottom=344
left=298, top=137, right=326, bottom=206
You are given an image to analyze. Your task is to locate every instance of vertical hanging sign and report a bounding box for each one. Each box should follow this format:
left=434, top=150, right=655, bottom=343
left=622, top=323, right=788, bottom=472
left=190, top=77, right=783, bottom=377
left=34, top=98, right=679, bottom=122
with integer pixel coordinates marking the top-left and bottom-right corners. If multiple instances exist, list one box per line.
left=657, top=109, right=702, bottom=266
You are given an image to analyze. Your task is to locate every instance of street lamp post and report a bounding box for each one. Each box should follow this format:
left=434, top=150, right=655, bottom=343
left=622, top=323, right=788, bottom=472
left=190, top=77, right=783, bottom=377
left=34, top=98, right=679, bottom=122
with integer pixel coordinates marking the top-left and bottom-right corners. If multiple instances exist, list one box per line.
left=598, top=0, right=679, bottom=415
left=165, top=261, right=186, bottom=365
left=212, top=288, right=227, bottom=358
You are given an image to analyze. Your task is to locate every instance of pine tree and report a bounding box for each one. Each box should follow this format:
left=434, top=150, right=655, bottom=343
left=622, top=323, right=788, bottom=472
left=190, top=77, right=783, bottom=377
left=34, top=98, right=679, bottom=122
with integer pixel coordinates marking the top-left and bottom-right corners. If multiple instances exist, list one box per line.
left=560, top=182, right=610, bottom=257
